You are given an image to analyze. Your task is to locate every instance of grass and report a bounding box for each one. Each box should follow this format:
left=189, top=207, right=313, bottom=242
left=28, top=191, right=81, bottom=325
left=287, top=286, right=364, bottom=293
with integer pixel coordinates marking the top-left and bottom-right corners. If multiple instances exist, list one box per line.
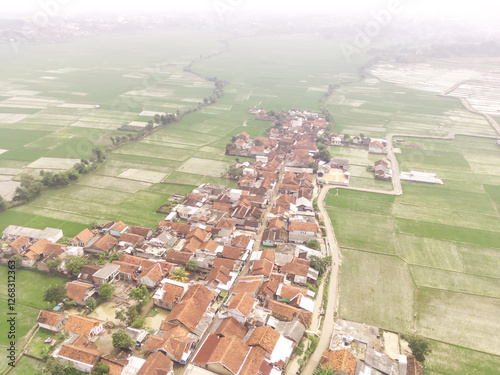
left=424, top=340, right=500, bottom=375
left=338, top=249, right=414, bottom=333
left=328, top=208, right=396, bottom=254
left=7, top=355, right=46, bottom=375
left=416, top=288, right=500, bottom=356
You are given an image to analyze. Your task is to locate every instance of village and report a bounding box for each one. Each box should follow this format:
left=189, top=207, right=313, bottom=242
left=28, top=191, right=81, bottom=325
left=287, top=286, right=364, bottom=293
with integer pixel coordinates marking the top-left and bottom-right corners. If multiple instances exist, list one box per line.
left=1, top=109, right=423, bottom=375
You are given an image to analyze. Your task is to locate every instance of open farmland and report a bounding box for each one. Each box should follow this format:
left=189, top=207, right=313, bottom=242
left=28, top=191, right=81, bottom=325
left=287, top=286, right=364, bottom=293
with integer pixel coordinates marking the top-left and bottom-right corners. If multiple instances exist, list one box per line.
left=0, top=32, right=370, bottom=231
left=328, top=135, right=500, bottom=371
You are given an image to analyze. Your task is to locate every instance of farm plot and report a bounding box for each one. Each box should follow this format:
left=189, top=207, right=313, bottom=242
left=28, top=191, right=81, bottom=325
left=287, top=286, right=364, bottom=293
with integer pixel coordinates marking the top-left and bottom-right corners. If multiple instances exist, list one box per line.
left=338, top=249, right=414, bottom=333
left=416, top=288, right=500, bottom=356
left=327, top=207, right=396, bottom=254
left=117, top=169, right=167, bottom=183
left=26, top=157, right=79, bottom=170
left=176, top=157, right=232, bottom=178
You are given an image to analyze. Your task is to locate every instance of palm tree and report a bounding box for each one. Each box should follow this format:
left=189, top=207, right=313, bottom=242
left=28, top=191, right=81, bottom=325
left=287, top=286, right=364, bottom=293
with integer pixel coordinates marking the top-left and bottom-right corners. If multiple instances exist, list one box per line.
left=170, top=267, right=189, bottom=282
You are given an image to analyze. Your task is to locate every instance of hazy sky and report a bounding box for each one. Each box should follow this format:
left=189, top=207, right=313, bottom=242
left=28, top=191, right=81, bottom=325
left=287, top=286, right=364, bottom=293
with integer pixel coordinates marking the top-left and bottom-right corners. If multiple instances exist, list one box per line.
left=3, top=0, right=499, bottom=17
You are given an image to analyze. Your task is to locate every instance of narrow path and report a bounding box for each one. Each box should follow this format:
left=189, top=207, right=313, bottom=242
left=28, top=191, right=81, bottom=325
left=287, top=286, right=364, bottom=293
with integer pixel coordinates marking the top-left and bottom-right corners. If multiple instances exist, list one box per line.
left=300, top=185, right=342, bottom=375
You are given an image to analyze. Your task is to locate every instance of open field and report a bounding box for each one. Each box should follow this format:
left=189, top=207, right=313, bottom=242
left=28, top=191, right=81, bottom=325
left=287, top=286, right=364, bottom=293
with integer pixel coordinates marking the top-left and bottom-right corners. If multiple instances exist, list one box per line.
left=329, top=135, right=500, bottom=372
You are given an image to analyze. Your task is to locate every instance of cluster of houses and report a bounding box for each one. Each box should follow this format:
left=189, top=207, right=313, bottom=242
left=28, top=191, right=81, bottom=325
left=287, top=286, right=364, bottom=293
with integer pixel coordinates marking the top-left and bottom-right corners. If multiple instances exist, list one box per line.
left=1, top=116, right=328, bottom=374
left=319, top=329, right=423, bottom=375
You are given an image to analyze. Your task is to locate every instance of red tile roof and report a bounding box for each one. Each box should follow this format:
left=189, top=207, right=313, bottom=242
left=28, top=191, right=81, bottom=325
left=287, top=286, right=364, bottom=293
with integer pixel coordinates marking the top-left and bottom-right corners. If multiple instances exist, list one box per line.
left=247, top=325, right=280, bottom=354
left=206, top=266, right=231, bottom=286
left=213, top=258, right=235, bottom=271
left=58, top=344, right=103, bottom=366
left=37, top=310, right=64, bottom=328
left=227, top=293, right=256, bottom=317
left=281, top=262, right=309, bottom=277
left=193, top=334, right=250, bottom=375
left=214, top=317, right=248, bottom=339
left=250, top=259, right=273, bottom=278
left=138, top=352, right=173, bottom=375
left=63, top=315, right=103, bottom=337
left=222, top=245, right=244, bottom=260
left=167, top=284, right=214, bottom=332
left=92, top=234, right=118, bottom=252
left=66, top=282, right=94, bottom=302
left=8, top=236, right=30, bottom=251
left=72, top=228, right=95, bottom=244
left=320, top=350, right=358, bottom=375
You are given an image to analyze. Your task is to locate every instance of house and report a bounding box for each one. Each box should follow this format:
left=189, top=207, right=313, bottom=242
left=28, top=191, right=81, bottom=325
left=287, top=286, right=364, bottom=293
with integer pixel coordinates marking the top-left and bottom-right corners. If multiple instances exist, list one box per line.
left=37, top=310, right=66, bottom=332
left=85, top=234, right=117, bottom=254
left=250, top=259, right=273, bottom=279
left=247, top=325, right=280, bottom=355
left=128, top=226, right=153, bottom=239
left=137, top=352, right=174, bottom=375
left=56, top=342, right=104, bottom=373
left=232, top=275, right=264, bottom=298
left=192, top=334, right=251, bottom=375
left=216, top=218, right=237, bottom=238
left=154, top=279, right=188, bottom=310
left=258, top=278, right=280, bottom=299
left=22, top=238, right=52, bottom=267
left=231, top=235, right=252, bottom=250
left=166, top=284, right=215, bottom=334
left=66, top=282, right=97, bottom=306
left=146, top=321, right=196, bottom=364
left=165, top=250, right=192, bottom=265
left=78, top=265, right=102, bottom=283
left=274, top=318, right=306, bottom=345
left=205, top=266, right=233, bottom=290
left=5, top=236, right=30, bottom=255
left=223, top=292, right=257, bottom=324
left=374, top=160, right=392, bottom=181
left=295, top=197, right=313, bottom=212
left=92, top=263, right=120, bottom=285
left=63, top=315, right=104, bottom=339
left=187, top=228, right=211, bottom=243
left=265, top=300, right=312, bottom=327
left=369, top=141, right=386, bottom=154
left=137, top=263, right=166, bottom=288
left=213, top=258, right=235, bottom=272
left=71, top=229, right=96, bottom=247
left=221, top=246, right=244, bottom=260
left=214, top=317, right=248, bottom=340
left=102, top=221, right=129, bottom=237
left=331, top=158, right=349, bottom=171
left=262, top=229, right=289, bottom=247
left=288, top=222, right=318, bottom=243
left=320, top=350, right=358, bottom=375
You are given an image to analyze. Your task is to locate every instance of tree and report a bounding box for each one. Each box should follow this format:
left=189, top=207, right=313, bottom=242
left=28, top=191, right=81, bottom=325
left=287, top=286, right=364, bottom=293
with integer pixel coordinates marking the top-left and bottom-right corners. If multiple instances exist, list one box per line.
left=115, top=309, right=128, bottom=324
left=153, top=114, right=160, bottom=124
left=227, top=166, right=243, bottom=180
left=112, top=329, right=135, bottom=350
left=306, top=239, right=320, bottom=250
left=43, top=285, right=67, bottom=305
left=404, top=334, right=431, bottom=363
left=129, top=284, right=149, bottom=303
left=314, top=365, right=336, bottom=375
left=310, top=255, right=332, bottom=277
left=86, top=298, right=97, bottom=312
left=93, top=362, right=110, bottom=375
left=10, top=254, right=23, bottom=269
left=0, top=195, right=6, bottom=212
left=308, top=162, right=318, bottom=174
left=186, top=259, right=198, bottom=272
left=65, top=256, right=88, bottom=275
left=314, top=149, right=331, bottom=163
left=170, top=267, right=189, bottom=282
left=99, top=283, right=115, bottom=300
left=254, top=139, right=263, bottom=146
left=46, top=258, right=62, bottom=273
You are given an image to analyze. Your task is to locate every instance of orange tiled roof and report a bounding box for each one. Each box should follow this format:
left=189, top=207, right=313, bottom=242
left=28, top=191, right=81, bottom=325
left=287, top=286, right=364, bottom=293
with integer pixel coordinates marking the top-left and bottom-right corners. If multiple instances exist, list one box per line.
left=72, top=228, right=94, bottom=244
left=138, top=352, right=173, bottom=375
left=320, top=350, right=358, bottom=375
left=8, top=236, right=30, bottom=251
left=58, top=344, right=103, bottom=366
left=66, top=282, right=94, bottom=302
left=37, top=310, right=64, bottom=327
left=214, top=317, right=248, bottom=339
left=247, top=325, right=280, bottom=354
left=227, top=292, right=256, bottom=317
left=63, top=315, right=103, bottom=337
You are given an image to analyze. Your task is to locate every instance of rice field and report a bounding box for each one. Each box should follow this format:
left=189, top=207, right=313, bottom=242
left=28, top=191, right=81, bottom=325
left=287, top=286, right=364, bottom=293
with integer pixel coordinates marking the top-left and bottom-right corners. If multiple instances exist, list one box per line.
left=328, top=135, right=500, bottom=372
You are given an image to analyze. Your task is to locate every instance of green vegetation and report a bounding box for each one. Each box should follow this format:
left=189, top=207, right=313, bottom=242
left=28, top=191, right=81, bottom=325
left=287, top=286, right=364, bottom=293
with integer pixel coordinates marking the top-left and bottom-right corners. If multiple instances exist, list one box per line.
left=171, top=267, right=189, bottom=282
left=403, top=334, right=432, bottom=363
left=328, top=136, right=500, bottom=370
left=99, top=283, right=116, bottom=300
left=112, top=329, right=135, bottom=349
left=43, top=285, right=67, bottom=305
